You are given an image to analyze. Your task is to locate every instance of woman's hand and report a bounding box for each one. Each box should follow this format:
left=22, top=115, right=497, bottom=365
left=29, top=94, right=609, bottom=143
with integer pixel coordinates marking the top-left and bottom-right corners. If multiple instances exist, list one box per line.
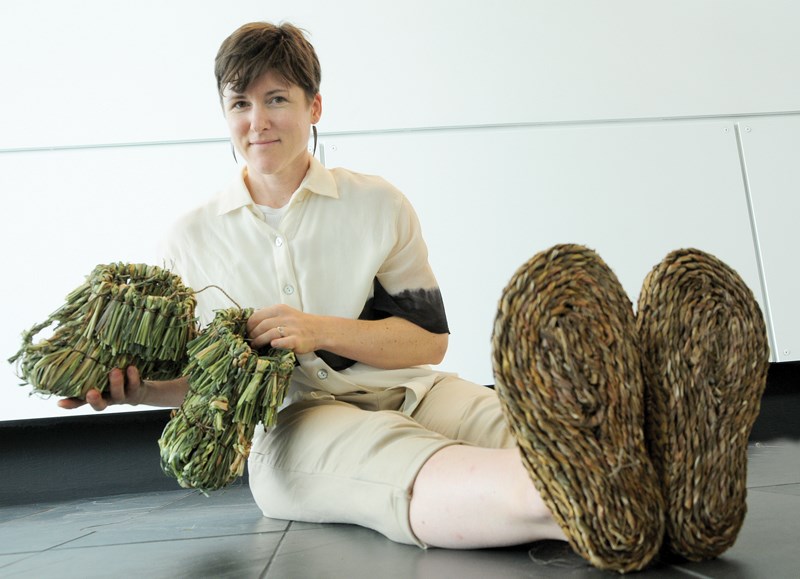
left=247, top=304, right=319, bottom=354
left=57, top=367, right=189, bottom=411
left=57, top=366, right=149, bottom=411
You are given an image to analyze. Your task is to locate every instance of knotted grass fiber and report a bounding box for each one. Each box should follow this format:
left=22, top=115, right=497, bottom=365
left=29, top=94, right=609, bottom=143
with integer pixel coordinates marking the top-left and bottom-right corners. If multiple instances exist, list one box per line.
left=159, top=307, right=295, bottom=492
left=8, top=264, right=296, bottom=492
left=636, top=249, right=769, bottom=561
left=491, top=244, right=664, bottom=574
left=8, top=263, right=196, bottom=398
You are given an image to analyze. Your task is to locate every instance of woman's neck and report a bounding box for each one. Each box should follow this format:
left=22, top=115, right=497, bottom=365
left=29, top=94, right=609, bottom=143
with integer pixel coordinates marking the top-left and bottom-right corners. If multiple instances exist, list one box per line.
left=245, top=155, right=311, bottom=208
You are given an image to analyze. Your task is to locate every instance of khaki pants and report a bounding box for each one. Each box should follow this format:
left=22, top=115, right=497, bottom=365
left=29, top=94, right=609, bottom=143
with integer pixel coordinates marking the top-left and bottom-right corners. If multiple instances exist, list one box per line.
left=247, top=375, right=515, bottom=546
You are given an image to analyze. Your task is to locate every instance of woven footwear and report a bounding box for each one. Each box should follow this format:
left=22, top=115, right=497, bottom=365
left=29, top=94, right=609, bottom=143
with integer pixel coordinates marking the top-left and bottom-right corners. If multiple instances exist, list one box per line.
left=492, top=244, right=665, bottom=573
left=636, top=249, right=770, bottom=561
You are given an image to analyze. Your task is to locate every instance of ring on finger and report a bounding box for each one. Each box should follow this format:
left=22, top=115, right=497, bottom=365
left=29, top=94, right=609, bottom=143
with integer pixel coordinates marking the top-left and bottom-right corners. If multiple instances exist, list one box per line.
left=277, top=326, right=286, bottom=337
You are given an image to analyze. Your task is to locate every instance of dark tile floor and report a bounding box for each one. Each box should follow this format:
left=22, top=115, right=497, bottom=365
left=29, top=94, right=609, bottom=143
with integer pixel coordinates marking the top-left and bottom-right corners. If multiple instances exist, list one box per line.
left=1, top=440, right=798, bottom=579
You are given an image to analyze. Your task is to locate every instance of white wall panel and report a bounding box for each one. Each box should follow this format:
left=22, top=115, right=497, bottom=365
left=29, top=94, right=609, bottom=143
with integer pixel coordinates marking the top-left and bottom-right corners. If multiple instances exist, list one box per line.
left=323, top=119, right=763, bottom=385
left=2, top=1, right=799, bottom=149
left=738, top=116, right=800, bottom=362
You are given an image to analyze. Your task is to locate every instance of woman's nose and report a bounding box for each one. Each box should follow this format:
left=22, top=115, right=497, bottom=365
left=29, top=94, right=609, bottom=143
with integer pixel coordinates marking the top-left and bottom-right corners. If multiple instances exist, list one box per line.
left=251, top=104, right=270, bottom=131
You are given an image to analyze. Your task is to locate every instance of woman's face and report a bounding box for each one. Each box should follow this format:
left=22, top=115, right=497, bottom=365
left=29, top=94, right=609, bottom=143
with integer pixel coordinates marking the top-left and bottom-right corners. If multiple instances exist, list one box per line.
left=222, top=70, right=321, bottom=184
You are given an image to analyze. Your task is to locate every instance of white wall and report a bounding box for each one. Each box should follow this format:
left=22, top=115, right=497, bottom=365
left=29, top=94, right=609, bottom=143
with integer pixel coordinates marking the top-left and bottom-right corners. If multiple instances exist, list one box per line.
left=2, top=0, right=798, bottom=421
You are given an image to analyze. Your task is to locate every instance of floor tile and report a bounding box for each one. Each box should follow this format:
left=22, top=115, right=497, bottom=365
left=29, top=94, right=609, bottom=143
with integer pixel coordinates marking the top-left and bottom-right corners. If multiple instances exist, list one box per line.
left=746, top=440, right=800, bottom=488
left=60, top=494, right=288, bottom=548
left=0, top=490, right=191, bottom=555
left=263, top=524, right=434, bottom=579
left=0, top=503, right=60, bottom=525
left=670, top=487, right=800, bottom=578
left=0, top=513, right=96, bottom=555
left=750, top=482, right=800, bottom=497
left=0, top=532, right=281, bottom=579
left=0, top=554, right=28, bottom=569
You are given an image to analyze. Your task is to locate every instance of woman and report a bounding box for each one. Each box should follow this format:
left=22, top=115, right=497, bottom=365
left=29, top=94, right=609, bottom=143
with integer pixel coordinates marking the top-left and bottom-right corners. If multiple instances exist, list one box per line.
left=60, top=22, right=769, bottom=573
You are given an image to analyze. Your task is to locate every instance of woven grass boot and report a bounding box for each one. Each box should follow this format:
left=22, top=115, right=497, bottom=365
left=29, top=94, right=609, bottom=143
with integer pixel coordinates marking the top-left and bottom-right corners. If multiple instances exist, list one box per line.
left=636, top=249, right=770, bottom=561
left=492, top=244, right=665, bottom=573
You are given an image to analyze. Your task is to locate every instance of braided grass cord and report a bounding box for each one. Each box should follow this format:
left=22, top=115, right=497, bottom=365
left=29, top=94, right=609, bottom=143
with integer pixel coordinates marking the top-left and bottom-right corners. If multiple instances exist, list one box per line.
left=8, top=263, right=197, bottom=398
left=158, top=307, right=295, bottom=492
left=636, top=249, right=770, bottom=561
left=492, top=244, right=664, bottom=573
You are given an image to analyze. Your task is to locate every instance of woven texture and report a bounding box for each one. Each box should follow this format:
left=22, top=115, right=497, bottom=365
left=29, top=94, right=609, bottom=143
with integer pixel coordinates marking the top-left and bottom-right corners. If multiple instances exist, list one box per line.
left=637, top=249, right=770, bottom=561
left=9, top=263, right=196, bottom=398
left=159, top=307, right=295, bottom=491
left=492, top=244, right=664, bottom=573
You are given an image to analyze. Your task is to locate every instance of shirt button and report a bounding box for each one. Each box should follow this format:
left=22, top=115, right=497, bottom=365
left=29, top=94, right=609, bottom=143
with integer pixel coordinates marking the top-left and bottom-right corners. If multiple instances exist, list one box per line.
left=275, top=236, right=284, bottom=247
left=283, top=285, right=295, bottom=295
left=317, top=369, right=328, bottom=380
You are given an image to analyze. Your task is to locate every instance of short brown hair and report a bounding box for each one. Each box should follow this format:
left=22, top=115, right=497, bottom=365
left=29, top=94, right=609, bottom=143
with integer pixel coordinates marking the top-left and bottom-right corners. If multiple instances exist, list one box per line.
left=215, top=22, right=321, bottom=103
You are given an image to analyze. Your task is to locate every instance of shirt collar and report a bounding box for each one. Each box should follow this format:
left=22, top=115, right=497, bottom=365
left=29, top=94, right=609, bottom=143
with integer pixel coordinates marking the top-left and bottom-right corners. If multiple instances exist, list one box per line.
left=216, top=156, right=338, bottom=216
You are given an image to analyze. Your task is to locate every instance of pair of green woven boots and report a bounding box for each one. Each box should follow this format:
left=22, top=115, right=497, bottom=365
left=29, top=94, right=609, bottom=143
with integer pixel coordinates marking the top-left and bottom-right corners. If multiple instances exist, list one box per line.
left=492, top=244, right=770, bottom=573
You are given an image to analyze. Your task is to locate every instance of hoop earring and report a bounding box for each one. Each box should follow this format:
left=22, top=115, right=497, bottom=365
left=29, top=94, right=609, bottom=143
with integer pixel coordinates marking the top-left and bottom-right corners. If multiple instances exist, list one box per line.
left=312, top=125, right=318, bottom=156
left=230, top=141, right=237, bottom=163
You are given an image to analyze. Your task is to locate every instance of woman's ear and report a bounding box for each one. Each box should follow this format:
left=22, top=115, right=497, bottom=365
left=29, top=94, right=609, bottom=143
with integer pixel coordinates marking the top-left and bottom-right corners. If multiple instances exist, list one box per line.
left=311, top=93, right=322, bottom=124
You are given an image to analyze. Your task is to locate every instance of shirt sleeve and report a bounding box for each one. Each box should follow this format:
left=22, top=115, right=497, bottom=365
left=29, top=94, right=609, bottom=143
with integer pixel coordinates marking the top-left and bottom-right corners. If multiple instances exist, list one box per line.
left=369, top=194, right=449, bottom=335
left=316, top=199, right=449, bottom=372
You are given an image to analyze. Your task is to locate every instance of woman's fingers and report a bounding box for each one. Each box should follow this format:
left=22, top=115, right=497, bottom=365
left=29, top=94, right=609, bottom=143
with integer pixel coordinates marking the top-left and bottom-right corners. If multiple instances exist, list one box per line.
left=108, top=367, right=127, bottom=403
left=84, top=388, right=110, bottom=411
left=58, top=366, right=144, bottom=411
left=57, top=396, right=87, bottom=410
left=124, top=366, right=144, bottom=405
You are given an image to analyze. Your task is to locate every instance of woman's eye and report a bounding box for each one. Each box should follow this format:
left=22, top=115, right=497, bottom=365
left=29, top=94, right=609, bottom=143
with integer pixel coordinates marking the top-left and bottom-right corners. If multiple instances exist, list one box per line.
left=269, top=96, right=288, bottom=105
left=230, top=100, right=248, bottom=110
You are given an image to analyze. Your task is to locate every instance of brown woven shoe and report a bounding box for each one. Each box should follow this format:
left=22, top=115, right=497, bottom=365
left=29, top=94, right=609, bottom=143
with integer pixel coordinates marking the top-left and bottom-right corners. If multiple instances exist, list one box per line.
left=636, top=249, right=770, bottom=561
left=492, top=244, right=665, bottom=573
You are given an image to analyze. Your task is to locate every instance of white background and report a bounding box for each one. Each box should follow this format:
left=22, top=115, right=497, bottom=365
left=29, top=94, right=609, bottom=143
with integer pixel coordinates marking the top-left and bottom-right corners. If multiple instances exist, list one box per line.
left=2, top=0, right=798, bottom=421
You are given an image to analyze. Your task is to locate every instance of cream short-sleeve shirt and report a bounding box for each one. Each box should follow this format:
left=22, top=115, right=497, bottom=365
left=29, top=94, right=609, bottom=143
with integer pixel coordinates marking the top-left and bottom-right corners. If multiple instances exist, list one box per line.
left=160, top=157, right=452, bottom=412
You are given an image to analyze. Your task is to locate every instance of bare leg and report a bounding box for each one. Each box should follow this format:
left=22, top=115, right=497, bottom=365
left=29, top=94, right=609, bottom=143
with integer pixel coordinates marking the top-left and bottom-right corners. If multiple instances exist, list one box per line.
left=409, top=445, right=567, bottom=549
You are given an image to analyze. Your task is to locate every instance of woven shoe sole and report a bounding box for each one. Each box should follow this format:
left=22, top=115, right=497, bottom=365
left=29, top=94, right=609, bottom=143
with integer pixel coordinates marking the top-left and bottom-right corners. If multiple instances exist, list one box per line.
left=636, top=249, right=770, bottom=561
left=492, top=244, right=665, bottom=573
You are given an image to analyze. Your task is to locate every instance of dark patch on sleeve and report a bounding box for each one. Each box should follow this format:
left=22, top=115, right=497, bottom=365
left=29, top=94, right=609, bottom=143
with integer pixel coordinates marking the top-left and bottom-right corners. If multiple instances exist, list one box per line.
left=367, top=278, right=450, bottom=334
left=314, top=278, right=449, bottom=371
